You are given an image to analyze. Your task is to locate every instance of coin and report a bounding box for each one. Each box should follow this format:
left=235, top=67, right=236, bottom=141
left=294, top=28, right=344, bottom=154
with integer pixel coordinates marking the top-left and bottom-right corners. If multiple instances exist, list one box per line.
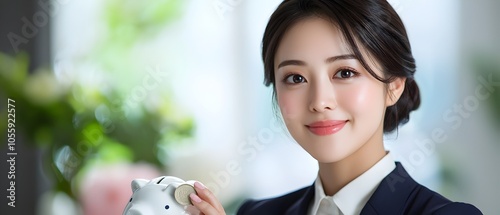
left=174, top=184, right=196, bottom=206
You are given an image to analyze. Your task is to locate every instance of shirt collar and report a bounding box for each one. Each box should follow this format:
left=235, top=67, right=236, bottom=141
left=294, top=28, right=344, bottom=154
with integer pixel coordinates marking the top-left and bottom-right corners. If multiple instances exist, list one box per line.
left=309, top=152, right=396, bottom=215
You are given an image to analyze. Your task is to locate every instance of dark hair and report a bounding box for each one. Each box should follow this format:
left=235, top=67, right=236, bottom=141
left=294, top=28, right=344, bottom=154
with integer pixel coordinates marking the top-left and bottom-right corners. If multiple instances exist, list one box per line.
left=262, top=0, right=420, bottom=133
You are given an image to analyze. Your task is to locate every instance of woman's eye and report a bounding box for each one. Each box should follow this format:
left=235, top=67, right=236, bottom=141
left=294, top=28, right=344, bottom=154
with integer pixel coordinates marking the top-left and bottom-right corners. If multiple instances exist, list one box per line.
left=334, top=69, right=357, bottom=79
left=285, top=74, right=306, bottom=84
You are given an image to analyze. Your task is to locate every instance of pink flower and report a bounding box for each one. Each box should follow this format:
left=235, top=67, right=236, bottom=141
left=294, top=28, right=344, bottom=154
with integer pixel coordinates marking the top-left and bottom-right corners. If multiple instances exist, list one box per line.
left=79, top=163, right=161, bottom=215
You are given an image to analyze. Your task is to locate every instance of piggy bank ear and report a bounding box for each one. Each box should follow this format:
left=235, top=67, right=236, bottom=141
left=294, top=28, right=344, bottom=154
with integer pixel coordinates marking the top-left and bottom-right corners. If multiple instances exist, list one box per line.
left=131, top=179, right=148, bottom=192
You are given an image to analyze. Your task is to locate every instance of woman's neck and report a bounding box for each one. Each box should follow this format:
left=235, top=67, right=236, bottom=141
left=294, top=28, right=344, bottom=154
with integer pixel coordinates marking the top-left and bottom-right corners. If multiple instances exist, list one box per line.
left=317, top=132, right=386, bottom=196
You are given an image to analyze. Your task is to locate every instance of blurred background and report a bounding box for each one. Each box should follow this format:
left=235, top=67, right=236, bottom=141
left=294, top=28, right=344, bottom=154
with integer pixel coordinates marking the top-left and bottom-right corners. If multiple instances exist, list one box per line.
left=0, top=0, right=499, bottom=214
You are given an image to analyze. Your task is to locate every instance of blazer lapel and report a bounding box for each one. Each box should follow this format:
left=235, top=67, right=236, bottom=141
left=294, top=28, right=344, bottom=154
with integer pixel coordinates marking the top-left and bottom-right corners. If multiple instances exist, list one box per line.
left=285, top=182, right=315, bottom=215
left=360, top=162, right=418, bottom=215
left=283, top=163, right=417, bottom=215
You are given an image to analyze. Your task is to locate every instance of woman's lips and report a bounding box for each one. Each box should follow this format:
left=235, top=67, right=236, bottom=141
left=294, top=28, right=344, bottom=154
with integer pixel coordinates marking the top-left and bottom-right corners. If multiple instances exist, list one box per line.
left=306, top=120, right=348, bottom=136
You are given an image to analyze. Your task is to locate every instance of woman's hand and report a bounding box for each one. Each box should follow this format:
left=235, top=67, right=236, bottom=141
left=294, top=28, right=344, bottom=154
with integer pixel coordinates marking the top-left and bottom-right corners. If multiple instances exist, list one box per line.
left=190, top=182, right=226, bottom=215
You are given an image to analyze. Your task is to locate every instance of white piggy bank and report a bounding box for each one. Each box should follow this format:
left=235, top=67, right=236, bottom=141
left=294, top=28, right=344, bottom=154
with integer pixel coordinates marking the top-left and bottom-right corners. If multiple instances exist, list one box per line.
left=123, top=176, right=200, bottom=215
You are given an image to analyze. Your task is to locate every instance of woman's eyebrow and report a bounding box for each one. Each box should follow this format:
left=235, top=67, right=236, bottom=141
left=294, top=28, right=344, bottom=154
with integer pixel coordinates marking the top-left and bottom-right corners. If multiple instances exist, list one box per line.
left=277, top=60, right=305, bottom=69
left=277, top=54, right=356, bottom=69
left=325, top=54, right=356, bottom=63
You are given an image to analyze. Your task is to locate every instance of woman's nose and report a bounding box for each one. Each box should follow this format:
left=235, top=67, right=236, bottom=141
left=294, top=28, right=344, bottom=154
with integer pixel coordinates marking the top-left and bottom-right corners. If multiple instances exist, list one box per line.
left=308, top=81, right=337, bottom=112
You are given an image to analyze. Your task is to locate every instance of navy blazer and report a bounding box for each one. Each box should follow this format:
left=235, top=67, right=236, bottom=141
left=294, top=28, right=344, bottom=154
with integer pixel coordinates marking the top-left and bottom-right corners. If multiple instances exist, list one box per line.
left=237, top=162, right=482, bottom=215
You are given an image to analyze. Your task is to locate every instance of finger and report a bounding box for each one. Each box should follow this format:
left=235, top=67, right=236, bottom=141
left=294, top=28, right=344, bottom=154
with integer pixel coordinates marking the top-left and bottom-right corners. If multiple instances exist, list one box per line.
left=190, top=193, right=220, bottom=215
left=193, top=182, right=225, bottom=213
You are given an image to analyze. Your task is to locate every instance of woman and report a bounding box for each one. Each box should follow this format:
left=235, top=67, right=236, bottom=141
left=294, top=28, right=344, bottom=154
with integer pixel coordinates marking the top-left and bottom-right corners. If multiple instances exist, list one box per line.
left=188, top=0, right=482, bottom=214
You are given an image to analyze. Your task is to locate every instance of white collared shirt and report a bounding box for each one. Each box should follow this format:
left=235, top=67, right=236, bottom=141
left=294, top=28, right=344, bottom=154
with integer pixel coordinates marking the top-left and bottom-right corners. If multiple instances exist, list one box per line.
left=308, top=152, right=396, bottom=215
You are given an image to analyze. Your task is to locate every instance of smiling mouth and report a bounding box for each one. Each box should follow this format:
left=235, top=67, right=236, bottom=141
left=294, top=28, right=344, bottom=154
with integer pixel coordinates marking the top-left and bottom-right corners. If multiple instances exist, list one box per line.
left=306, top=120, right=348, bottom=136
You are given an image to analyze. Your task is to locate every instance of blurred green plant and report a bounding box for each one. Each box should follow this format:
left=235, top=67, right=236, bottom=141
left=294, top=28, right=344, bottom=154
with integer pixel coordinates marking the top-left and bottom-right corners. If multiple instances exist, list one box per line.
left=93, top=0, right=185, bottom=90
left=0, top=51, right=193, bottom=198
left=0, top=0, right=191, bottom=200
left=473, top=54, right=500, bottom=128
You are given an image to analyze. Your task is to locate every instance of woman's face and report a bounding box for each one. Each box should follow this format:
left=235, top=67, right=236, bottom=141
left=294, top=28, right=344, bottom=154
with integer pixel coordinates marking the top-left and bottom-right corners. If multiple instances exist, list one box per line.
left=274, top=17, right=398, bottom=163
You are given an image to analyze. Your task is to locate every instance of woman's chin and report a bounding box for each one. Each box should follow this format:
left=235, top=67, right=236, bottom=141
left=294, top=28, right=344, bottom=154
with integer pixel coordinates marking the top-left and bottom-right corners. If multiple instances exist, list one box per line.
left=309, top=150, right=351, bottom=164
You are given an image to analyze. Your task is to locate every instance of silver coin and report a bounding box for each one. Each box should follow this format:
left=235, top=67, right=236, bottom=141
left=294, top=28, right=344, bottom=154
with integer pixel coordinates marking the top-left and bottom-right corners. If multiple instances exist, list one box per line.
left=174, top=184, right=196, bottom=206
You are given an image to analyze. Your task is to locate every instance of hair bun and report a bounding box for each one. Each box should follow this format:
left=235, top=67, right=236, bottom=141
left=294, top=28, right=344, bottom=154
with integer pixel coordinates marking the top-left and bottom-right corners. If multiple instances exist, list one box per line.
left=406, top=78, right=421, bottom=112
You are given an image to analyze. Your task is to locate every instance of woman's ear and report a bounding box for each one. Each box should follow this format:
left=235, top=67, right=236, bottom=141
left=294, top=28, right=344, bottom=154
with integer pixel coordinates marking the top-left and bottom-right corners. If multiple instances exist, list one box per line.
left=386, top=77, right=406, bottom=106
